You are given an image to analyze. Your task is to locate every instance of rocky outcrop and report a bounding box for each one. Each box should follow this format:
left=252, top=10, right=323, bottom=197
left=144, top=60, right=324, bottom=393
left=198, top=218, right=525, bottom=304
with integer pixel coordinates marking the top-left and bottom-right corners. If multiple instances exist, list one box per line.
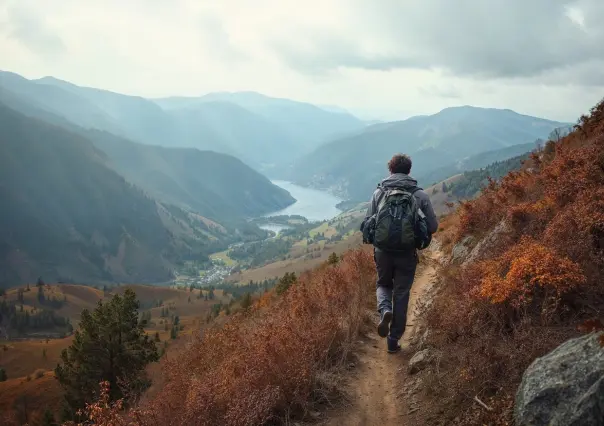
left=450, top=236, right=474, bottom=264
left=515, top=332, right=604, bottom=426
left=463, top=220, right=511, bottom=265
left=408, top=349, right=437, bottom=375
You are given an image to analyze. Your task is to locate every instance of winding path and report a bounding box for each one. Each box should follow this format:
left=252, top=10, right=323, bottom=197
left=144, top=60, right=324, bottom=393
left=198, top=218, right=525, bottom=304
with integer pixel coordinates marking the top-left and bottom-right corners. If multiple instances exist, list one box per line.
left=321, top=247, right=441, bottom=426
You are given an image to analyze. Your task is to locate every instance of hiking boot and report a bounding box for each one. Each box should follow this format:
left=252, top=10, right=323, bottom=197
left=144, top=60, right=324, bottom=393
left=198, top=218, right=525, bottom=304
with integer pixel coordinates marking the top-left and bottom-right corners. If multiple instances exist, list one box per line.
left=387, top=337, right=401, bottom=354
left=377, top=310, right=392, bottom=338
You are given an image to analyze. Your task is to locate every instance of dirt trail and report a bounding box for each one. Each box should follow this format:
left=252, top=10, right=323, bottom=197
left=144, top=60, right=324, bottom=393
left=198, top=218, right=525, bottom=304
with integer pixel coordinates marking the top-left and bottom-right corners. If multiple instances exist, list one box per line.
left=321, top=247, right=441, bottom=426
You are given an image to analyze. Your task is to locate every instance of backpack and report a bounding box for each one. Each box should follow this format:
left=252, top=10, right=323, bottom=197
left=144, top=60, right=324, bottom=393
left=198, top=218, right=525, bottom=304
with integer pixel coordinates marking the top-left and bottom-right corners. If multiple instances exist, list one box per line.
left=362, top=185, right=431, bottom=252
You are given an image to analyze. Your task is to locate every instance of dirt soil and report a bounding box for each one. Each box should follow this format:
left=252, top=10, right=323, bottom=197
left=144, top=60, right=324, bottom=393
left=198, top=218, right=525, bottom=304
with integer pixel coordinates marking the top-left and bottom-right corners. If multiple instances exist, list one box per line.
left=321, top=247, right=441, bottom=426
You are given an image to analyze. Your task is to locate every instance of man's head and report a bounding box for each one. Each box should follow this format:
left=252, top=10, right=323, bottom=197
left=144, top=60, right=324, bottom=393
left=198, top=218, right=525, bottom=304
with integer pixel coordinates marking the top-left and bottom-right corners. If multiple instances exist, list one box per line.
left=388, top=154, right=412, bottom=175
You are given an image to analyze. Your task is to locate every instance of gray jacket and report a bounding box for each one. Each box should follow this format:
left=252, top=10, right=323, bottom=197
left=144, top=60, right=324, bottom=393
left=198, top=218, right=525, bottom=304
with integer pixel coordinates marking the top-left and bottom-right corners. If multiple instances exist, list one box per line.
left=364, top=173, right=439, bottom=234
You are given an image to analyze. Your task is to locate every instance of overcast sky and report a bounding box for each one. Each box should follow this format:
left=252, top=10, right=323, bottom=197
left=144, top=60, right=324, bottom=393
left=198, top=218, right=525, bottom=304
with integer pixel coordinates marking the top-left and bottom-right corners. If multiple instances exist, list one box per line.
left=1, top=0, right=603, bottom=121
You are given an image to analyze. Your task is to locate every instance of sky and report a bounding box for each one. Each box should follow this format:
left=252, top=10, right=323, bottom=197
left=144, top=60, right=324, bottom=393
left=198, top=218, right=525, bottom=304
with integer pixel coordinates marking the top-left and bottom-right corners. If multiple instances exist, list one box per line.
left=1, top=0, right=604, bottom=122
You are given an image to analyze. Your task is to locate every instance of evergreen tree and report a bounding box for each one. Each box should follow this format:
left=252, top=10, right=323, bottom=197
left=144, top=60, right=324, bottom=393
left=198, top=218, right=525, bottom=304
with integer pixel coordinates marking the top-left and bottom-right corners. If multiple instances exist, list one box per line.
left=170, top=325, right=177, bottom=340
left=327, top=252, right=340, bottom=265
left=276, top=272, right=297, bottom=295
left=240, top=293, right=253, bottom=310
left=55, top=289, right=159, bottom=412
left=154, top=331, right=160, bottom=342
left=0, top=367, right=7, bottom=381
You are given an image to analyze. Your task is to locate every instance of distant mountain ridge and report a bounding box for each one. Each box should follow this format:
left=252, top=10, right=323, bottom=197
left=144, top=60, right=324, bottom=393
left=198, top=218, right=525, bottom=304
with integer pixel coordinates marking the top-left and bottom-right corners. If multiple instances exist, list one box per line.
left=290, top=105, right=568, bottom=201
left=0, top=75, right=304, bottom=287
left=0, top=72, right=365, bottom=173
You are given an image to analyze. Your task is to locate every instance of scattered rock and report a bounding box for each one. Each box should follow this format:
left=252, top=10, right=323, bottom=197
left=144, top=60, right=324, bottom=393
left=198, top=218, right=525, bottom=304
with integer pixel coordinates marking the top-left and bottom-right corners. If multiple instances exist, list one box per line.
left=463, top=220, right=511, bottom=266
left=309, top=411, right=321, bottom=419
left=514, top=332, right=604, bottom=426
left=450, top=236, right=474, bottom=263
left=408, top=349, right=435, bottom=375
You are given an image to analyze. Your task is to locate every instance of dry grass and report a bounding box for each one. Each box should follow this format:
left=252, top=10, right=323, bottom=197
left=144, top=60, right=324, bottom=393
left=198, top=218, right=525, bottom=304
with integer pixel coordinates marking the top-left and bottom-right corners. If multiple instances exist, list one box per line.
left=228, top=233, right=363, bottom=284
left=0, top=372, right=63, bottom=425
left=420, top=99, right=604, bottom=425
left=73, top=247, right=375, bottom=426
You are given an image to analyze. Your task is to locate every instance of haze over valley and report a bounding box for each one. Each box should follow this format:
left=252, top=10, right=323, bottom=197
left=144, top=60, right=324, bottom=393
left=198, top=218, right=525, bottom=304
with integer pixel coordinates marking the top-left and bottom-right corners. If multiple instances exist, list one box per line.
left=0, top=70, right=582, bottom=288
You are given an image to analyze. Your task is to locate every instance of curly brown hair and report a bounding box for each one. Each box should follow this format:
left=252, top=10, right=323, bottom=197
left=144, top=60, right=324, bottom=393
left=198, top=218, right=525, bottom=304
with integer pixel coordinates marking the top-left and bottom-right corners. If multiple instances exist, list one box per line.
left=388, top=154, right=412, bottom=174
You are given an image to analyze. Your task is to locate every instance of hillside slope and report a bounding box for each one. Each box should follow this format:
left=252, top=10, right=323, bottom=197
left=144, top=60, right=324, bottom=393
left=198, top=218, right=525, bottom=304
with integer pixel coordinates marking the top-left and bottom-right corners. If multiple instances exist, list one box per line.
left=417, top=99, right=604, bottom=424
left=0, top=84, right=295, bottom=221
left=291, top=106, right=566, bottom=201
left=84, top=130, right=295, bottom=220
left=25, top=75, right=364, bottom=170
left=155, top=91, right=365, bottom=156
left=0, top=104, right=239, bottom=287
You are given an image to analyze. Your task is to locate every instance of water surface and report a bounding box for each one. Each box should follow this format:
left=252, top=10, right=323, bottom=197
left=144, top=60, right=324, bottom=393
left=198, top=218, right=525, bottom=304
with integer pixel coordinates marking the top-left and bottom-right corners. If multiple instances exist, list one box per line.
left=264, top=180, right=343, bottom=222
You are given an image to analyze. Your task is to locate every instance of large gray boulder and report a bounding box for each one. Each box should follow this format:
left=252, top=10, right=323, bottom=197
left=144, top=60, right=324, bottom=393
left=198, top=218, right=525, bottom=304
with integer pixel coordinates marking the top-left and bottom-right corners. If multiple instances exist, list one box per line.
left=515, top=332, right=604, bottom=426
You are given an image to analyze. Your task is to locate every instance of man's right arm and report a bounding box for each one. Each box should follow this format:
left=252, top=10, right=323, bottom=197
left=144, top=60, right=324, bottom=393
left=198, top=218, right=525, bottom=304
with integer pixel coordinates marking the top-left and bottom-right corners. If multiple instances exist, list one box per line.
left=416, top=190, right=438, bottom=234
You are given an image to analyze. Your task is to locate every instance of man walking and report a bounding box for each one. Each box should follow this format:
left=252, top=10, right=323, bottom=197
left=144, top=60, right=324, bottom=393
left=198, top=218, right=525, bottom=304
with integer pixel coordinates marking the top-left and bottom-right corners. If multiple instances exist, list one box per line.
left=362, top=154, right=438, bottom=353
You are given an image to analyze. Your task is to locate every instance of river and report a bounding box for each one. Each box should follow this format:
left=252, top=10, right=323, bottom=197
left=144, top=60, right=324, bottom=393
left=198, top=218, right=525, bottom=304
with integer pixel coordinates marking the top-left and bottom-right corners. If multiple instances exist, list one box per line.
left=259, top=180, right=344, bottom=233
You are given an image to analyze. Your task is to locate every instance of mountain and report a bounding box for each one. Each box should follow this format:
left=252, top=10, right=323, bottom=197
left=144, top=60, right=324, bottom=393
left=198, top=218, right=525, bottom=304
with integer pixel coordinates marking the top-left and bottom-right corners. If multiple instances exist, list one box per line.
left=424, top=150, right=532, bottom=216
left=0, top=78, right=295, bottom=221
left=83, top=129, right=295, bottom=220
left=154, top=91, right=366, bottom=157
left=166, top=100, right=300, bottom=167
left=291, top=106, right=567, bottom=201
left=0, top=102, right=294, bottom=288
left=415, top=140, right=541, bottom=186
left=0, top=73, right=364, bottom=172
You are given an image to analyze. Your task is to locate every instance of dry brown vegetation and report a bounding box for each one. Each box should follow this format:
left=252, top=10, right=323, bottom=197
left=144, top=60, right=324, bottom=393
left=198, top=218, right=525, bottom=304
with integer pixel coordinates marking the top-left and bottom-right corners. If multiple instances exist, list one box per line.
left=0, top=283, right=230, bottom=423
left=422, top=100, right=604, bottom=425
left=71, top=248, right=375, bottom=426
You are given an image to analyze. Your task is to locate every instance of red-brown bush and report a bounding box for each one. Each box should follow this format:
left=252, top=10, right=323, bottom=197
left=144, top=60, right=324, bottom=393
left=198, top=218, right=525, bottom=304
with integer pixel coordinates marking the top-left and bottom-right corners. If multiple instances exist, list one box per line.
left=80, top=249, right=375, bottom=426
left=423, top=99, right=604, bottom=425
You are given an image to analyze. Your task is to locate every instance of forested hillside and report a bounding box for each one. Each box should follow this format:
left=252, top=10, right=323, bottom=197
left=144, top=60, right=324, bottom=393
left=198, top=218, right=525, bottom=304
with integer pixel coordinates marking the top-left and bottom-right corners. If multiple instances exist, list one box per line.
left=291, top=106, right=567, bottom=201
left=448, top=152, right=531, bottom=200
left=0, top=104, right=263, bottom=288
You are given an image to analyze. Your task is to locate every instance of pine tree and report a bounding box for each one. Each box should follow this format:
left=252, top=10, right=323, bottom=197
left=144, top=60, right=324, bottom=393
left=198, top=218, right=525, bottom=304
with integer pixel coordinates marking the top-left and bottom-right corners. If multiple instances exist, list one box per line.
left=170, top=325, right=177, bottom=340
left=276, top=272, right=297, bottom=295
left=0, top=367, right=7, bottom=381
left=240, top=293, right=253, bottom=310
left=327, top=252, right=339, bottom=265
left=55, top=289, right=159, bottom=411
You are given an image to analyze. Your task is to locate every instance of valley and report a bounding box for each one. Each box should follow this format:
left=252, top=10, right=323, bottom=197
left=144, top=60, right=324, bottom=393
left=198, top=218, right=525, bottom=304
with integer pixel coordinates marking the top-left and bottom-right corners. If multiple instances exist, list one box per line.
left=0, top=61, right=600, bottom=426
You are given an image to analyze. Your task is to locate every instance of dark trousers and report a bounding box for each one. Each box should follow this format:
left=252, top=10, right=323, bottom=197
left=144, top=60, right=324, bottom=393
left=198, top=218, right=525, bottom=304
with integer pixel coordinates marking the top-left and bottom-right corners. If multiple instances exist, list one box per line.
left=374, top=248, right=417, bottom=341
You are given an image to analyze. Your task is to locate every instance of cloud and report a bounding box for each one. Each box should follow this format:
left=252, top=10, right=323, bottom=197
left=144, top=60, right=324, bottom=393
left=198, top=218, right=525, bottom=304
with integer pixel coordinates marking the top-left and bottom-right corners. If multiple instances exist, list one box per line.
left=419, top=85, right=463, bottom=99
left=266, top=0, right=604, bottom=84
left=0, top=0, right=602, bottom=123
left=6, top=2, right=66, bottom=57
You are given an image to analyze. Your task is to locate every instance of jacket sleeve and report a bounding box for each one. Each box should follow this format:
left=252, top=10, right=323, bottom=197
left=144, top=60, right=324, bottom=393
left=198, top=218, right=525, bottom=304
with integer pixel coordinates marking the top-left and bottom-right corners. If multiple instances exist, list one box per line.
left=364, top=188, right=380, bottom=219
left=417, top=190, right=439, bottom=234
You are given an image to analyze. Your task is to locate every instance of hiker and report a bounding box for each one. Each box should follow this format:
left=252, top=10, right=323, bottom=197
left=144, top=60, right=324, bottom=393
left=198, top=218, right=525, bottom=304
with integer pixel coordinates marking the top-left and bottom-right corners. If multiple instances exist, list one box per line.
left=361, top=154, right=438, bottom=353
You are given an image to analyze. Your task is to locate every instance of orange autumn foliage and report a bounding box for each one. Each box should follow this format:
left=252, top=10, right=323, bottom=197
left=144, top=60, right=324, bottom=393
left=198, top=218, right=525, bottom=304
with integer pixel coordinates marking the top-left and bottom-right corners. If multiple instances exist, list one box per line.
left=423, top=99, right=604, bottom=425
left=79, top=249, right=375, bottom=426
left=474, top=237, right=586, bottom=305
